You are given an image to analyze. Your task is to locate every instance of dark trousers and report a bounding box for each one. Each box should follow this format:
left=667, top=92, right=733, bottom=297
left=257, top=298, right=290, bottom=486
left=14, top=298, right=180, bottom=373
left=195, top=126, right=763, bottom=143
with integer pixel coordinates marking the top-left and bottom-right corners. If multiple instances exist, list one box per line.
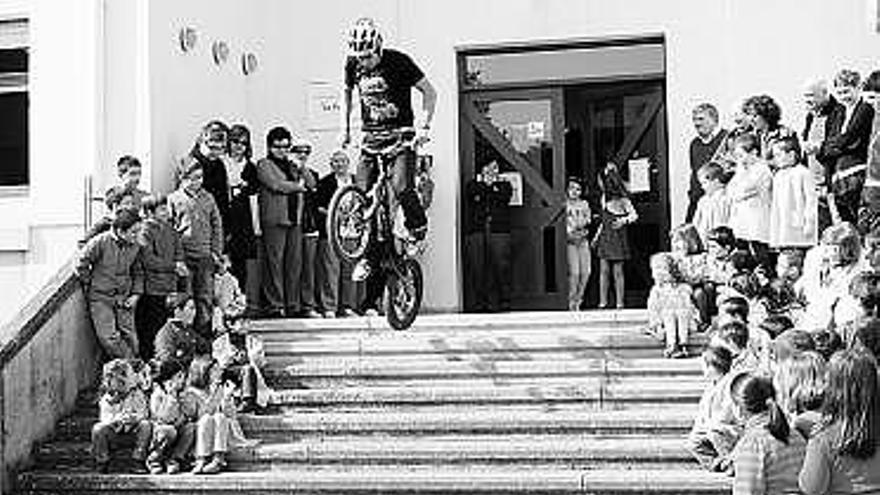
left=185, top=256, right=215, bottom=342
left=832, top=173, right=864, bottom=226
left=357, top=145, right=427, bottom=233
left=692, top=282, right=716, bottom=325
left=317, top=238, right=356, bottom=313
left=135, top=294, right=170, bottom=360
left=359, top=241, right=390, bottom=314
left=464, top=231, right=512, bottom=312
left=262, top=225, right=303, bottom=314
left=88, top=295, right=138, bottom=360
left=301, top=234, right=319, bottom=312
left=92, top=419, right=152, bottom=464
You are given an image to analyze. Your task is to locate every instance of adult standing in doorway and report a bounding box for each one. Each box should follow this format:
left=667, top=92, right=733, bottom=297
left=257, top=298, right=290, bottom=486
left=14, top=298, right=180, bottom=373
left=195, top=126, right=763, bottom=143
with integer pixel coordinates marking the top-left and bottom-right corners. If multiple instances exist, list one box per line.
left=802, top=78, right=845, bottom=234
left=859, top=71, right=880, bottom=234
left=826, top=69, right=875, bottom=227
left=686, top=103, right=728, bottom=222
left=316, top=150, right=359, bottom=318
left=464, top=160, right=513, bottom=313
left=256, top=127, right=314, bottom=318
left=340, top=17, right=437, bottom=313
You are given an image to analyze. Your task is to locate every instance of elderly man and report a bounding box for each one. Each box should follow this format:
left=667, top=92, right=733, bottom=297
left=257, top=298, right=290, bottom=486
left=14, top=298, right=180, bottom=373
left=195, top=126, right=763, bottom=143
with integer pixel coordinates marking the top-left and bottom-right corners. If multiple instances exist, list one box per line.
left=802, top=78, right=844, bottom=232
left=686, top=103, right=728, bottom=222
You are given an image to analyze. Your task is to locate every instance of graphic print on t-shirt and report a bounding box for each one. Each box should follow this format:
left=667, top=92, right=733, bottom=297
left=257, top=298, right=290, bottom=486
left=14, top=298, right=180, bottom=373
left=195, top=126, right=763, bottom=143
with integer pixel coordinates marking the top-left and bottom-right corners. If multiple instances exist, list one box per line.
left=359, top=75, right=400, bottom=125
left=345, top=48, right=425, bottom=134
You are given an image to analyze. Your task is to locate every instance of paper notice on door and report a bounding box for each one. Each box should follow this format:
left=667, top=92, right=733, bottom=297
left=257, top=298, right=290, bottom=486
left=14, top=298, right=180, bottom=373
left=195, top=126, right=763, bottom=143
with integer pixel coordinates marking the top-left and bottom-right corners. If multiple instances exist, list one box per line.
left=527, top=121, right=545, bottom=141
left=628, top=158, right=651, bottom=193
left=499, top=171, right=523, bottom=206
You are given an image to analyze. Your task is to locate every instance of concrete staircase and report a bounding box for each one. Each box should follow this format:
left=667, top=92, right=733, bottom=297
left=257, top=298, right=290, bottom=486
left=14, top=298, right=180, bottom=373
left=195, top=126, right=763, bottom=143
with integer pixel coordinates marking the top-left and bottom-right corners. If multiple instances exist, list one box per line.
left=16, top=310, right=731, bottom=494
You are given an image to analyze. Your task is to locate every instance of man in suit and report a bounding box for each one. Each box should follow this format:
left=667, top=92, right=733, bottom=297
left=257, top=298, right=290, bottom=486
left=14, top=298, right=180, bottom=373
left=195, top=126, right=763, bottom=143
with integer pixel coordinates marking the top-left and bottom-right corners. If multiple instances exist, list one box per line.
left=316, top=150, right=359, bottom=317
left=826, top=69, right=875, bottom=225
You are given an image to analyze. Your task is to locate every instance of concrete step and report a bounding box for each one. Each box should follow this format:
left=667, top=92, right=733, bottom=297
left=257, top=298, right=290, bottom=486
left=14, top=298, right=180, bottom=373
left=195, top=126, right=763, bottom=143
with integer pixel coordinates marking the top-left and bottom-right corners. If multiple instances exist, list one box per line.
left=53, top=404, right=698, bottom=441
left=259, top=328, right=707, bottom=359
left=35, top=434, right=696, bottom=466
left=269, top=376, right=705, bottom=407
left=268, top=355, right=703, bottom=382
left=248, top=310, right=653, bottom=335
left=18, top=465, right=730, bottom=494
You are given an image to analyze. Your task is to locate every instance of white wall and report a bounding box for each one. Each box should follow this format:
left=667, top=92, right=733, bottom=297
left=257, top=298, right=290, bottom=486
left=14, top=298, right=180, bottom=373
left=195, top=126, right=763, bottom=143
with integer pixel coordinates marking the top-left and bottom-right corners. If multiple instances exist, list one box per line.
left=0, top=0, right=104, bottom=325
left=113, top=0, right=880, bottom=312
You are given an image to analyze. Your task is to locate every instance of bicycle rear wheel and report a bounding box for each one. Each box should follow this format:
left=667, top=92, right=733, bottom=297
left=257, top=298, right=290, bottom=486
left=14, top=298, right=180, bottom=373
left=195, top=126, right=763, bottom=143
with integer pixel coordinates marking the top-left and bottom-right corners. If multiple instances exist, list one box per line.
left=327, top=185, right=372, bottom=262
left=384, top=258, right=423, bottom=330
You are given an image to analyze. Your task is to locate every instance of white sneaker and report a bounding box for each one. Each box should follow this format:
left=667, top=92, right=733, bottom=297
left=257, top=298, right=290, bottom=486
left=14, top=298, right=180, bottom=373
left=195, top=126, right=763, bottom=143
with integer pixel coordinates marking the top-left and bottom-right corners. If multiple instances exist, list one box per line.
left=352, top=259, right=372, bottom=282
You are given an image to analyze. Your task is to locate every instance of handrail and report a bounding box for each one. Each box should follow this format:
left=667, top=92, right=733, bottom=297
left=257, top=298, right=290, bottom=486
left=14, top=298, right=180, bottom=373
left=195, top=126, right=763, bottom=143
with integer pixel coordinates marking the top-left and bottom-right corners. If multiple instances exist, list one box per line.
left=0, top=254, right=97, bottom=493
left=0, top=257, right=79, bottom=368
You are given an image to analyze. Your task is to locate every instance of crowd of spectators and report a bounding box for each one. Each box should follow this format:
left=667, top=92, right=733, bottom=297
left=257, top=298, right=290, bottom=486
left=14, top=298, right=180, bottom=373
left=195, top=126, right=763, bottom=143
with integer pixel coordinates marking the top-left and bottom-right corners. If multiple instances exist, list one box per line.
left=643, top=67, right=880, bottom=493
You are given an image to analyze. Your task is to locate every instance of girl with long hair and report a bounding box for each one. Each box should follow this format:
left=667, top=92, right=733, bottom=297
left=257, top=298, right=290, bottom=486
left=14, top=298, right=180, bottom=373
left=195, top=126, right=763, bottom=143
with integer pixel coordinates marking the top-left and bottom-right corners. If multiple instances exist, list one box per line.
left=731, top=373, right=806, bottom=494
left=799, top=349, right=880, bottom=494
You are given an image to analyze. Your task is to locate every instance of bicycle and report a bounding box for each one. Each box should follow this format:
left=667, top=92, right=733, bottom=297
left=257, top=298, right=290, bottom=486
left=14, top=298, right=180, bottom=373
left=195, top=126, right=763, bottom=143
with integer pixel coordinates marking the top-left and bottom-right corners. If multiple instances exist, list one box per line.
left=327, top=132, right=425, bottom=330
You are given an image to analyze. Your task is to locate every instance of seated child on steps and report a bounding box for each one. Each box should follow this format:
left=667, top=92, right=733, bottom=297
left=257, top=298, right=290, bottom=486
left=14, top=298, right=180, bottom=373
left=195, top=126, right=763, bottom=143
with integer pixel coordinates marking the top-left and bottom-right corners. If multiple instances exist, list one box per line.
left=91, top=359, right=152, bottom=473
left=647, top=252, right=699, bottom=358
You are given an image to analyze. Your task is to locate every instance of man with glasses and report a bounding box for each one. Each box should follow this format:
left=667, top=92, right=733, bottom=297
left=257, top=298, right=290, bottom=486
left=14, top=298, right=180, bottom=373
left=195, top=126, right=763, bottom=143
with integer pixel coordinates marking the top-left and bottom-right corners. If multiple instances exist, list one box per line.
left=341, top=17, right=437, bottom=302
left=256, top=127, right=316, bottom=318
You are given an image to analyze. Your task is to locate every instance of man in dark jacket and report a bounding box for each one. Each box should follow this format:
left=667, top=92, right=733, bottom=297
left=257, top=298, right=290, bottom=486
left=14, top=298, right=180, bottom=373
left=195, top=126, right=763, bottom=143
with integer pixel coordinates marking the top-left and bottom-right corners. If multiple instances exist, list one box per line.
left=465, top=160, right=513, bottom=312
left=802, top=78, right=845, bottom=233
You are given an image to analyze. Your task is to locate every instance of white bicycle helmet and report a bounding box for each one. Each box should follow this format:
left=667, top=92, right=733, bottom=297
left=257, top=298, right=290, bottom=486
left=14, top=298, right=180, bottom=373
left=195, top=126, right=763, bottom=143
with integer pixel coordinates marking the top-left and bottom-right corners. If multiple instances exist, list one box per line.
left=348, top=18, right=383, bottom=57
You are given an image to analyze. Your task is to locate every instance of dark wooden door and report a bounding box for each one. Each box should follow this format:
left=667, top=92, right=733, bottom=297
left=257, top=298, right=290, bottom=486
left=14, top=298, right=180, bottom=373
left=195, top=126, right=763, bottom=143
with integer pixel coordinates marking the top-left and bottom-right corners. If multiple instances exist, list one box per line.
left=564, top=80, right=669, bottom=307
left=461, top=88, right=567, bottom=310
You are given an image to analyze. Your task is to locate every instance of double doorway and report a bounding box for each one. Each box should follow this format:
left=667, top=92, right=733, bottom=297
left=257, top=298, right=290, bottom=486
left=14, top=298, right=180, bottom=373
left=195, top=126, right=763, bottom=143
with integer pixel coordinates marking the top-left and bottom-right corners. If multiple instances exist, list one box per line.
left=458, top=36, right=670, bottom=311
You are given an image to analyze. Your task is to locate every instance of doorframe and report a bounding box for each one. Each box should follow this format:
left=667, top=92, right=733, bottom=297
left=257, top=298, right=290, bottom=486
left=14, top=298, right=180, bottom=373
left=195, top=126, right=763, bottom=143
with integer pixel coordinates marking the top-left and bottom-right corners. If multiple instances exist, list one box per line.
left=456, top=35, right=668, bottom=311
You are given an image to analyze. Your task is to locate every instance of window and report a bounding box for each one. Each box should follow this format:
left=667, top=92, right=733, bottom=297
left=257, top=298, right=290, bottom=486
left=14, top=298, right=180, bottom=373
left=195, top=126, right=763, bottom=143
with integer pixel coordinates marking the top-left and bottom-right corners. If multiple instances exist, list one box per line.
left=0, top=19, right=27, bottom=188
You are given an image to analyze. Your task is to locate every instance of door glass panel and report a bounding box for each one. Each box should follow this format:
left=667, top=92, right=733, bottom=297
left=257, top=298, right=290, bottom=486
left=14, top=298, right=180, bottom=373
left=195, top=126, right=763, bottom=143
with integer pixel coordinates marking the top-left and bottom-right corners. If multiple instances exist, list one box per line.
left=474, top=98, right=555, bottom=194
left=465, top=95, right=565, bottom=310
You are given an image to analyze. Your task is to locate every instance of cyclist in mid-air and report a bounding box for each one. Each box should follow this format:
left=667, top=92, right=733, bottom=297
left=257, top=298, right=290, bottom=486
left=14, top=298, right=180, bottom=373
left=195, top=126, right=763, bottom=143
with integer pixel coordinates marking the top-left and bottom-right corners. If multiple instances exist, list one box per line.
left=341, top=17, right=436, bottom=314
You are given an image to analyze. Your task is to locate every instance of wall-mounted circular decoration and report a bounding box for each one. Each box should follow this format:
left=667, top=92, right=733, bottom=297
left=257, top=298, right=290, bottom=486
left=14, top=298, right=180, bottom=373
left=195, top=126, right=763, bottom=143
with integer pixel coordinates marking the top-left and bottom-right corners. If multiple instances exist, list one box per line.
left=242, top=52, right=258, bottom=75
left=179, top=26, right=197, bottom=52
left=212, top=40, right=230, bottom=65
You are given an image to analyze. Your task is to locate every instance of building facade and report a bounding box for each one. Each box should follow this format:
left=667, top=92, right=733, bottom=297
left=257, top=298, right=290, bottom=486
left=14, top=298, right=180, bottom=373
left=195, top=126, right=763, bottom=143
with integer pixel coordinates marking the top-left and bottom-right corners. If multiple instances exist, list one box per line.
left=2, top=0, right=880, bottom=319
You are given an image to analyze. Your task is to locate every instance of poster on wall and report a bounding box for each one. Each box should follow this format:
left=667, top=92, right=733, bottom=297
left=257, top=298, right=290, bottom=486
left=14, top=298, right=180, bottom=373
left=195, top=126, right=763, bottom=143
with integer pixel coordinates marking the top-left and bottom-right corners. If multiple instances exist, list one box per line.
left=499, top=171, right=524, bottom=206
left=307, top=82, right=342, bottom=131
left=628, top=158, right=652, bottom=193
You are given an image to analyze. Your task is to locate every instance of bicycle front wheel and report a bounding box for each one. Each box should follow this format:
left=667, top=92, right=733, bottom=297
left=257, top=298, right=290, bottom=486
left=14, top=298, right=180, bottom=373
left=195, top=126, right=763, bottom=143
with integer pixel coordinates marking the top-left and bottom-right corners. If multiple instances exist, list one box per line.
left=327, top=185, right=372, bottom=262
left=384, top=258, right=423, bottom=330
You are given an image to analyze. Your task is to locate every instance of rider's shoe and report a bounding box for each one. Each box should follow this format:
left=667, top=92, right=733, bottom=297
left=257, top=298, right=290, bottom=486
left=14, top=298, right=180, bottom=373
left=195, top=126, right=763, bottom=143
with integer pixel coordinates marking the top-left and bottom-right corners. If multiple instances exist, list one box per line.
left=352, top=259, right=372, bottom=282
left=363, top=308, right=380, bottom=317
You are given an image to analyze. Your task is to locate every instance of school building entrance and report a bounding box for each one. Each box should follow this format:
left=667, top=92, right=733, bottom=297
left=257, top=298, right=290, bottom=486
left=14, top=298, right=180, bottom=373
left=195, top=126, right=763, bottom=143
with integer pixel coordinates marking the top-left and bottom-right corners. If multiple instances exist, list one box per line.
left=458, top=35, right=670, bottom=311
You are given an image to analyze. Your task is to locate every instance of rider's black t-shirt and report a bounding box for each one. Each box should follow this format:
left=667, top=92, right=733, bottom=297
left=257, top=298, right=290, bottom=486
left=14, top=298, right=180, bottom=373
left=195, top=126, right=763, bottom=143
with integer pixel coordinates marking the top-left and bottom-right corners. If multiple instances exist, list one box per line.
left=345, top=48, right=425, bottom=134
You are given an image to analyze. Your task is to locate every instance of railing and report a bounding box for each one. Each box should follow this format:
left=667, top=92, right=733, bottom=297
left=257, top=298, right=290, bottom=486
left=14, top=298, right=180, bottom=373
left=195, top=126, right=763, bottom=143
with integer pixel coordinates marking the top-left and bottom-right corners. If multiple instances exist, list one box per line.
left=0, top=257, right=101, bottom=494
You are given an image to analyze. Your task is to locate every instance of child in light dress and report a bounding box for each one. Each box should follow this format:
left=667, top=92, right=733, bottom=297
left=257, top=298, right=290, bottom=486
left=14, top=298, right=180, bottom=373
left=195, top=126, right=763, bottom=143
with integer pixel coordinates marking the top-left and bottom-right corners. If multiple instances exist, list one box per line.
left=647, top=252, right=699, bottom=358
